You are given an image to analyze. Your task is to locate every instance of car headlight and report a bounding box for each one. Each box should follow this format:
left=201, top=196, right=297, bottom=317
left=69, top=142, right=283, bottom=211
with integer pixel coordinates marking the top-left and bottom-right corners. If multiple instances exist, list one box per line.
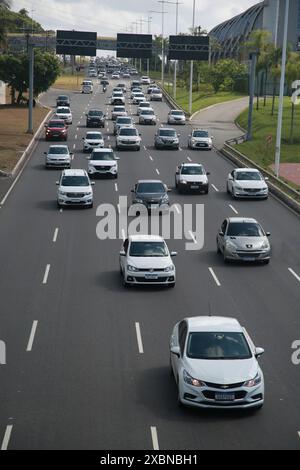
left=244, top=373, right=262, bottom=388
left=183, top=370, right=205, bottom=387
left=225, top=240, right=236, bottom=251
left=261, top=240, right=270, bottom=250
left=84, top=192, right=92, bottom=196
left=180, top=179, right=187, bottom=184
left=59, top=190, right=67, bottom=196
left=161, top=195, right=169, bottom=203
left=164, top=264, right=174, bottom=272
left=191, top=138, right=196, bottom=143
left=134, top=198, right=143, bottom=204
left=127, top=265, right=138, bottom=272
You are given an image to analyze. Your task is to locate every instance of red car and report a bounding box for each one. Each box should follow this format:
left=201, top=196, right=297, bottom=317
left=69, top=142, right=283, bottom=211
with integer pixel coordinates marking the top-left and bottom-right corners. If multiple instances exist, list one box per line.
left=45, top=119, right=68, bottom=141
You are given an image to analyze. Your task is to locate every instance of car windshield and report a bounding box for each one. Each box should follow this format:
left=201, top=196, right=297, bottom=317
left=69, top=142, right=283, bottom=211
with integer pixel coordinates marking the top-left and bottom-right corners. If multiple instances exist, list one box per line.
left=227, top=222, right=264, bottom=237
left=236, top=172, right=262, bottom=181
left=172, top=111, right=184, bottom=116
left=113, top=93, right=123, bottom=96
left=114, top=107, right=125, bottom=112
left=181, top=166, right=204, bottom=175
left=141, top=110, right=154, bottom=115
left=129, top=241, right=168, bottom=257
left=57, top=96, right=68, bottom=101
left=140, top=103, right=150, bottom=107
left=152, top=89, right=161, bottom=94
left=159, top=130, right=176, bottom=137
left=48, top=121, right=65, bottom=128
left=91, top=152, right=116, bottom=161
left=193, top=130, right=209, bottom=138
left=120, top=128, right=138, bottom=136
left=135, top=93, right=144, bottom=97
left=57, top=108, right=70, bottom=113
left=186, top=332, right=252, bottom=360
left=88, top=111, right=103, bottom=116
left=61, top=176, right=89, bottom=187
left=137, top=182, right=165, bottom=193
left=86, top=133, right=102, bottom=139
left=49, top=147, right=68, bottom=154
left=117, top=118, right=131, bottom=124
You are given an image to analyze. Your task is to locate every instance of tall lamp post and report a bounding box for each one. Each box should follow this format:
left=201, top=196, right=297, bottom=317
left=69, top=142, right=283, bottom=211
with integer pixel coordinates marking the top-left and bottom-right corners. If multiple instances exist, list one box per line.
left=150, top=1, right=168, bottom=88
left=188, top=0, right=196, bottom=115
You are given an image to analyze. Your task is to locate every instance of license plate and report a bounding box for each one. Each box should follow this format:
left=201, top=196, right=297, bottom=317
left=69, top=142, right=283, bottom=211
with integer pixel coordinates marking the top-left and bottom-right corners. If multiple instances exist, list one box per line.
left=190, top=185, right=199, bottom=189
left=145, top=274, right=158, bottom=280
left=243, top=257, right=255, bottom=261
left=215, top=393, right=235, bottom=401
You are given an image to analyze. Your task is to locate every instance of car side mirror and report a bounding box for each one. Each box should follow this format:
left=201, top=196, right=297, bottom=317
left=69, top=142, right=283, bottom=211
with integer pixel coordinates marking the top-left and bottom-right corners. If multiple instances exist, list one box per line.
left=43, top=152, right=47, bottom=155
left=255, top=347, right=265, bottom=358
left=70, top=153, right=74, bottom=156
left=170, top=346, right=180, bottom=357
left=266, top=232, right=271, bottom=237
left=119, top=250, right=126, bottom=257
left=131, top=189, right=134, bottom=193
left=167, top=188, right=172, bottom=192
left=264, top=177, right=269, bottom=181
left=115, top=156, right=120, bottom=160
left=91, top=181, right=95, bottom=186
left=206, top=172, right=210, bottom=176
left=55, top=181, right=59, bottom=185
left=219, top=231, right=224, bottom=237
left=170, top=251, right=177, bottom=257
left=228, top=175, right=233, bottom=180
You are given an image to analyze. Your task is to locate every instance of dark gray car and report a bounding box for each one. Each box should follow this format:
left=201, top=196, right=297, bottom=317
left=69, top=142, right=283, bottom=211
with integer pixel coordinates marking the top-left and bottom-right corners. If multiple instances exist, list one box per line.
left=154, top=128, right=179, bottom=149
left=131, top=180, right=171, bottom=213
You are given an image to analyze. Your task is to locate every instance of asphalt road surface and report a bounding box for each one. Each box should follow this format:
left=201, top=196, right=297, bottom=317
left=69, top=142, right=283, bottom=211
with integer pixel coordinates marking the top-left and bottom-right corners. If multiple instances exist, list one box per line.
left=0, top=79, right=299, bottom=450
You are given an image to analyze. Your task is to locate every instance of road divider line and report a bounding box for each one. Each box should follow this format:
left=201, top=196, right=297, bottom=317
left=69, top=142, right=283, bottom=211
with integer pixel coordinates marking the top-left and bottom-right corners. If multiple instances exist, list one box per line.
left=59, top=208, right=63, bottom=213
left=75, top=134, right=78, bottom=140
left=115, top=183, right=118, bottom=192
left=73, top=144, right=76, bottom=150
left=144, top=146, right=147, bottom=151
left=53, top=228, right=59, bottom=243
left=108, top=136, right=110, bottom=140
left=150, top=427, right=159, bottom=450
left=175, top=204, right=181, bottom=214
left=135, top=322, right=144, bottom=354
left=209, top=267, right=221, bottom=287
left=229, top=204, right=238, bottom=214
left=117, top=204, right=120, bottom=214
left=288, top=268, right=300, bottom=283
left=187, top=156, right=192, bottom=162
left=211, top=184, right=219, bottom=192
left=156, top=169, right=160, bottom=175
left=42, top=264, right=51, bottom=285
left=26, top=321, right=38, bottom=352
left=1, top=425, right=13, bottom=450
left=188, top=231, right=197, bottom=244
left=149, top=156, right=153, bottom=161
left=179, top=147, right=183, bottom=151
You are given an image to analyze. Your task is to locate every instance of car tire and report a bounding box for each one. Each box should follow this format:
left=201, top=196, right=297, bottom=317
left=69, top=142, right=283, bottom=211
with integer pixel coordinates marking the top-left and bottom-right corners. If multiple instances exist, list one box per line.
left=227, top=183, right=230, bottom=194
left=263, top=259, right=270, bottom=265
left=204, top=187, right=209, bottom=194
left=122, top=278, right=130, bottom=288
left=89, top=203, right=93, bottom=209
left=217, top=241, right=221, bottom=254
left=223, top=253, right=229, bottom=264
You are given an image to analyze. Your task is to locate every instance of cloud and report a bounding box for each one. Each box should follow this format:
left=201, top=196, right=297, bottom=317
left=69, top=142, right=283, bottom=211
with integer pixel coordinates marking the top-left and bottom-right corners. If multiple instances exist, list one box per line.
left=12, top=0, right=257, bottom=35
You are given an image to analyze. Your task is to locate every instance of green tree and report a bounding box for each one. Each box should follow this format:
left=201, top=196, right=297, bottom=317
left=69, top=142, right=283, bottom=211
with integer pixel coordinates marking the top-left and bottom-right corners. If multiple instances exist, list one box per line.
left=0, top=52, right=61, bottom=104
left=207, top=59, right=247, bottom=93
left=0, top=0, right=11, bottom=49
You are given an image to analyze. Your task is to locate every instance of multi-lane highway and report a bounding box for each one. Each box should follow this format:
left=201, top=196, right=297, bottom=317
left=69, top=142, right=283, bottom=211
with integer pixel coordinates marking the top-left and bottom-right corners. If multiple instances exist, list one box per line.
left=0, top=77, right=299, bottom=450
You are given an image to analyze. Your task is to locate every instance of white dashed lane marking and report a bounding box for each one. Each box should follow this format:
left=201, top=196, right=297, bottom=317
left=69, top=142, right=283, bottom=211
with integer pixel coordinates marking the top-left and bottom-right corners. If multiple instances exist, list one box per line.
left=209, top=267, right=221, bottom=287
left=26, top=321, right=38, bottom=352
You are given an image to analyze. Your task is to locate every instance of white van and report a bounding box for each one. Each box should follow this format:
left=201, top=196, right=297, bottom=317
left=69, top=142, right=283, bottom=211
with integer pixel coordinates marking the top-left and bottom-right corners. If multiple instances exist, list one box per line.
left=82, top=80, right=93, bottom=94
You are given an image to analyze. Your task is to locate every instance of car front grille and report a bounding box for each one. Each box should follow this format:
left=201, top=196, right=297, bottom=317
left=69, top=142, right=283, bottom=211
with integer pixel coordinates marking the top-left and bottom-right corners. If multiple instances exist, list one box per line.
left=94, top=166, right=111, bottom=171
left=202, top=390, right=247, bottom=400
left=136, top=268, right=165, bottom=272
left=204, top=381, right=245, bottom=389
left=135, top=277, right=169, bottom=283
left=66, top=193, right=84, bottom=198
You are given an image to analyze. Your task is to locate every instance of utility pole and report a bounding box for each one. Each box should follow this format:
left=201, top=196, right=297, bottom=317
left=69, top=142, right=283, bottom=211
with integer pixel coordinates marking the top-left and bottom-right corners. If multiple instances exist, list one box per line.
left=151, top=1, right=168, bottom=88
left=275, top=0, right=290, bottom=178
left=27, top=42, right=34, bottom=134
left=246, top=52, right=258, bottom=141
left=188, top=0, right=196, bottom=115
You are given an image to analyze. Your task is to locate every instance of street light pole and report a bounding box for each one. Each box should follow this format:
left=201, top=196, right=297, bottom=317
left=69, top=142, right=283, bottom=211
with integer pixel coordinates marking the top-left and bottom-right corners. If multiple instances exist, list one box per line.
left=150, top=5, right=168, bottom=88
left=27, top=42, right=34, bottom=134
left=247, top=52, right=258, bottom=141
left=275, top=0, right=290, bottom=178
left=188, top=0, right=196, bottom=115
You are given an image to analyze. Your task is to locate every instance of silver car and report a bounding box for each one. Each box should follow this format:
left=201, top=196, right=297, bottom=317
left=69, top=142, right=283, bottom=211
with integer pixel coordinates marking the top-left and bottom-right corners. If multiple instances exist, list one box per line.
left=168, top=109, right=186, bottom=125
left=114, top=116, right=134, bottom=135
left=154, top=128, right=179, bottom=150
left=44, top=145, right=72, bottom=168
left=216, top=217, right=271, bottom=264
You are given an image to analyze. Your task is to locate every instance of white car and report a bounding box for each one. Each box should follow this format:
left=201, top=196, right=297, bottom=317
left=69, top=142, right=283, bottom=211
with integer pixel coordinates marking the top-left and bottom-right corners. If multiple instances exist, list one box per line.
left=141, top=75, right=151, bottom=85
left=131, top=88, right=142, bottom=99
left=110, top=92, right=125, bottom=105
left=112, top=106, right=127, bottom=121
left=55, top=107, right=72, bottom=125
left=88, top=148, right=119, bottom=179
left=119, top=235, right=177, bottom=287
left=81, top=80, right=93, bottom=94
left=132, top=92, right=146, bottom=105
left=227, top=168, right=269, bottom=199
left=114, top=116, right=134, bottom=135
left=44, top=145, right=72, bottom=168
left=170, top=316, right=265, bottom=410
left=150, top=88, right=163, bottom=101
left=188, top=129, right=213, bottom=150
left=112, top=73, right=120, bottom=79
left=175, top=163, right=210, bottom=194
left=168, top=109, right=186, bottom=125
left=116, top=127, right=141, bottom=151
left=137, top=101, right=151, bottom=115
left=82, top=131, right=104, bottom=152
left=139, top=109, right=157, bottom=125
left=56, top=169, right=94, bottom=208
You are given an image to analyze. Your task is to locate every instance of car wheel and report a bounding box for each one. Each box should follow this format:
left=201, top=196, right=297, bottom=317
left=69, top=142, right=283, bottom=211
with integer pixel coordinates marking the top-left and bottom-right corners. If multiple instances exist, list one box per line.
left=227, top=183, right=230, bottom=194
left=217, top=239, right=221, bottom=254
left=223, top=252, right=229, bottom=264
left=122, top=278, right=130, bottom=288
left=263, top=259, right=270, bottom=265
left=204, top=187, right=209, bottom=194
left=89, top=203, right=93, bottom=209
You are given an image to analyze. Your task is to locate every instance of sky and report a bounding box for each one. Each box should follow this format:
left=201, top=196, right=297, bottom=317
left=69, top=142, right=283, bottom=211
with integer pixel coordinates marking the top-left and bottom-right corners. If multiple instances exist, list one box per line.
left=12, top=0, right=258, bottom=36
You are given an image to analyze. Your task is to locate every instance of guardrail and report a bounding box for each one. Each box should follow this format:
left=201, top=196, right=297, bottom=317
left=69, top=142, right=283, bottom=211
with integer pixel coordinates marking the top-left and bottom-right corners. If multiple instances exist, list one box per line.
left=152, top=79, right=190, bottom=118
left=221, top=141, right=300, bottom=215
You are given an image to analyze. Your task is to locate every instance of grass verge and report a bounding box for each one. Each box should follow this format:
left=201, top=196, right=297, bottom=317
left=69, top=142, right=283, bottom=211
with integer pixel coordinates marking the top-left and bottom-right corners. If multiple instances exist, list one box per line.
left=52, top=73, right=85, bottom=91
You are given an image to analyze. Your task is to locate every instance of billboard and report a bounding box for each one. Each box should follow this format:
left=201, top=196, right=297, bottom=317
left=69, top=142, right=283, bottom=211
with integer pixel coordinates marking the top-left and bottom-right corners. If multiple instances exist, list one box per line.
left=168, top=35, right=209, bottom=61
left=56, top=30, right=97, bottom=56
left=117, top=34, right=152, bottom=59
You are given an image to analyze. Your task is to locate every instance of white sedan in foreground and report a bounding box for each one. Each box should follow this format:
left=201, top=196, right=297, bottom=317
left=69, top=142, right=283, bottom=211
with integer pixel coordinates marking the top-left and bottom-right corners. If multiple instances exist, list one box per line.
left=170, top=316, right=265, bottom=410
left=119, top=235, right=177, bottom=288
left=227, top=168, right=269, bottom=199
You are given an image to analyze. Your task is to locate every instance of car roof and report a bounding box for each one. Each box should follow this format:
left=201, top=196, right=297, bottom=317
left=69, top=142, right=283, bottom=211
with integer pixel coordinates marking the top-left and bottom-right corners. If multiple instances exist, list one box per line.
left=62, top=169, right=87, bottom=176
left=137, top=179, right=163, bottom=184
left=235, top=168, right=260, bottom=173
left=192, top=128, right=209, bottom=132
left=91, top=147, right=113, bottom=152
left=227, top=217, right=258, bottom=224
left=48, top=119, right=65, bottom=124
left=159, top=127, right=176, bottom=132
left=48, top=144, right=68, bottom=149
left=171, top=109, right=184, bottom=113
left=56, top=106, right=70, bottom=110
left=181, top=162, right=203, bottom=167
left=129, top=234, right=165, bottom=242
left=185, top=316, right=243, bottom=333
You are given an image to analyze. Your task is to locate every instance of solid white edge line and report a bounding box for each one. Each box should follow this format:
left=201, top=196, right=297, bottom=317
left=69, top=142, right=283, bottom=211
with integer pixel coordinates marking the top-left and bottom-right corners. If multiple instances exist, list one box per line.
left=211, top=184, right=219, bottom=192
left=1, top=425, right=13, bottom=450
left=288, top=268, right=300, bottom=283
left=0, top=164, right=25, bottom=206
left=26, top=320, right=38, bottom=352
left=188, top=231, right=197, bottom=244
left=53, top=228, right=59, bottom=243
left=209, top=267, right=221, bottom=287
left=150, top=426, right=159, bottom=451
left=229, top=204, right=238, bottom=214
left=42, top=264, right=50, bottom=284
left=135, top=322, right=144, bottom=354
